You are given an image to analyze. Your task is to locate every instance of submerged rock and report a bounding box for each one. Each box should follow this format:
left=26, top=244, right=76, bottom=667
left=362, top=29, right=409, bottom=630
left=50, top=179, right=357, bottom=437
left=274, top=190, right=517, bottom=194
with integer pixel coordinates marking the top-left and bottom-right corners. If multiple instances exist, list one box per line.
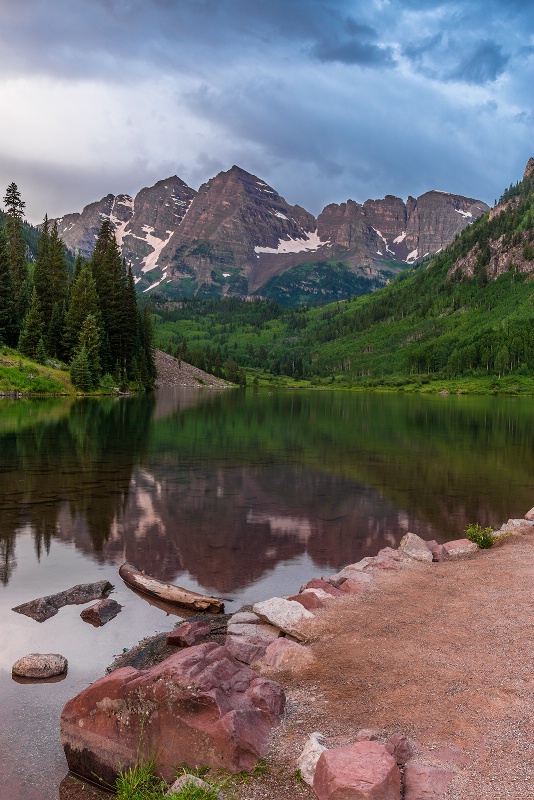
left=80, top=598, right=122, bottom=626
left=12, top=653, right=68, bottom=679
left=60, top=642, right=285, bottom=785
left=12, top=580, right=113, bottom=622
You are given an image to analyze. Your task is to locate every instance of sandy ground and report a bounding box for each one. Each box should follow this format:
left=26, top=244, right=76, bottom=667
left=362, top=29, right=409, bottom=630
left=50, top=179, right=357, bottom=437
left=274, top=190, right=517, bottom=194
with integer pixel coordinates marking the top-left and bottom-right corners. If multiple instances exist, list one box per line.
left=60, top=531, right=533, bottom=799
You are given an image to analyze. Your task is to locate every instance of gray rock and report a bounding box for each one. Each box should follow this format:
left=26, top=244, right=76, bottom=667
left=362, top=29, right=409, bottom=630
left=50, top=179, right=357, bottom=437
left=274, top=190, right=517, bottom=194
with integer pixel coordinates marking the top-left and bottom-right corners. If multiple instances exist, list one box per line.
left=441, top=539, right=478, bottom=560
left=167, top=774, right=224, bottom=798
left=297, top=732, right=327, bottom=786
left=226, top=621, right=280, bottom=640
left=12, top=653, right=68, bottom=679
left=229, top=611, right=262, bottom=625
left=253, top=597, right=315, bottom=641
left=399, top=532, right=433, bottom=563
left=525, top=506, right=534, bottom=521
left=12, top=580, right=113, bottom=622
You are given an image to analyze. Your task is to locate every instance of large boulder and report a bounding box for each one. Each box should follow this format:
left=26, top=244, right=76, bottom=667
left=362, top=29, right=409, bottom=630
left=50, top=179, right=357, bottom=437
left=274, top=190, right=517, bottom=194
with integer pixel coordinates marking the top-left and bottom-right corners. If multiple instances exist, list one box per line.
left=166, top=620, right=211, bottom=647
left=252, top=638, right=315, bottom=675
left=252, top=597, right=314, bottom=641
left=60, top=642, right=285, bottom=786
left=12, top=653, right=68, bottom=679
left=225, top=635, right=269, bottom=665
left=314, top=741, right=400, bottom=800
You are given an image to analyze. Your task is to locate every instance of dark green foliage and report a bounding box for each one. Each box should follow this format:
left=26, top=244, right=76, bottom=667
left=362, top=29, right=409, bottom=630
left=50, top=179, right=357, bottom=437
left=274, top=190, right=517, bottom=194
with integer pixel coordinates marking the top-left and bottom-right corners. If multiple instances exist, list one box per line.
left=77, top=314, right=102, bottom=386
left=63, top=265, right=101, bottom=360
left=2, top=182, right=28, bottom=317
left=257, top=260, right=385, bottom=306
left=70, top=345, right=93, bottom=391
left=18, top=288, right=44, bottom=359
left=465, top=522, right=495, bottom=548
left=0, top=226, right=19, bottom=346
left=35, top=337, right=47, bottom=365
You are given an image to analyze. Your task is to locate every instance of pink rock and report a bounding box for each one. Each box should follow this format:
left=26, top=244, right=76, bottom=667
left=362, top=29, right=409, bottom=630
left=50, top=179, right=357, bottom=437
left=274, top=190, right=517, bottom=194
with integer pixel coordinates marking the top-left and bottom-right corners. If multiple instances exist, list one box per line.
left=404, top=762, right=456, bottom=799
left=339, top=579, right=367, bottom=596
left=60, top=642, right=285, bottom=786
left=225, top=635, right=269, bottom=665
left=301, top=578, right=345, bottom=597
left=370, top=558, right=403, bottom=572
left=166, top=620, right=211, bottom=647
left=385, top=733, right=414, bottom=765
left=287, top=592, right=326, bottom=611
left=441, top=539, right=478, bottom=560
left=525, top=506, right=534, bottom=521
left=80, top=599, right=122, bottom=626
left=252, top=637, right=315, bottom=674
left=426, top=540, right=443, bottom=561
left=313, top=741, right=400, bottom=800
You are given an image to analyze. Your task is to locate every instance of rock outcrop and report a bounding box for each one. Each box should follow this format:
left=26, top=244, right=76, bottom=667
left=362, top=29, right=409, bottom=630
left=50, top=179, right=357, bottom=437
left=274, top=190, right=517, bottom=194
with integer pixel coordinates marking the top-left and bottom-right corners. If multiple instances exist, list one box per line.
left=60, top=642, right=285, bottom=785
left=313, top=741, right=401, bottom=800
left=12, top=580, right=113, bottom=622
left=50, top=165, right=488, bottom=301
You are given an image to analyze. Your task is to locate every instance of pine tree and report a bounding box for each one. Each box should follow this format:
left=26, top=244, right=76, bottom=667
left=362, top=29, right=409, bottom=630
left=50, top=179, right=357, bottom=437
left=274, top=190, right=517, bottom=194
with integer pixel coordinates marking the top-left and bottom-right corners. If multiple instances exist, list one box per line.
left=35, top=337, right=47, bottom=364
left=70, top=345, right=93, bottom=391
left=91, top=222, right=127, bottom=376
left=63, top=265, right=101, bottom=360
left=3, top=182, right=28, bottom=316
left=123, top=263, right=139, bottom=377
left=18, top=288, right=44, bottom=358
left=46, top=302, right=65, bottom=359
left=76, top=314, right=101, bottom=386
left=139, top=307, right=157, bottom=388
left=0, top=226, right=18, bottom=347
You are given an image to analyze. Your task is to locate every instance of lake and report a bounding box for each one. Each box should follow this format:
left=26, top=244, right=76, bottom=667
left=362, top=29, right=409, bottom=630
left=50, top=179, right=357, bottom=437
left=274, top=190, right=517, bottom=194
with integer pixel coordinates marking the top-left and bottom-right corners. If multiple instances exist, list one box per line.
left=1, top=387, right=533, bottom=798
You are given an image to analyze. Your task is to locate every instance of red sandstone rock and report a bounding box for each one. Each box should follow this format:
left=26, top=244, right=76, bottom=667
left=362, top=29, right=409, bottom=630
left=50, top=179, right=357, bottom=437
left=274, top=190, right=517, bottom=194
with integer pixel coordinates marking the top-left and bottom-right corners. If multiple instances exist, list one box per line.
left=313, top=741, right=400, bottom=800
left=225, top=635, right=269, bottom=665
left=166, top=620, right=211, bottom=647
left=80, top=599, right=122, bottom=626
left=440, top=539, right=478, bottom=560
left=339, top=579, right=367, bottom=595
left=287, top=592, right=325, bottom=611
left=302, top=578, right=345, bottom=596
left=60, top=642, right=285, bottom=786
left=403, top=762, right=456, bottom=799
left=426, top=540, right=444, bottom=561
left=252, top=637, right=315, bottom=674
left=385, top=733, right=414, bottom=765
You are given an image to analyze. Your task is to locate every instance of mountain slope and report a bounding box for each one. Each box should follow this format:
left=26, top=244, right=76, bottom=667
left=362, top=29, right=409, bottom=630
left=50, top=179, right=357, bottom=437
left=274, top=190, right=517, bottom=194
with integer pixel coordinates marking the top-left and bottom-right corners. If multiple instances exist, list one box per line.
left=50, top=166, right=488, bottom=304
left=152, top=159, right=534, bottom=391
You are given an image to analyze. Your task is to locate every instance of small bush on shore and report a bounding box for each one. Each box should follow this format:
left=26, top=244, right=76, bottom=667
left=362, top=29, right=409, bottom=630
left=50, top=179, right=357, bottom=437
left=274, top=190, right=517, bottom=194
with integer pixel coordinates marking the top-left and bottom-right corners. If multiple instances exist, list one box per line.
left=465, top=522, right=495, bottom=549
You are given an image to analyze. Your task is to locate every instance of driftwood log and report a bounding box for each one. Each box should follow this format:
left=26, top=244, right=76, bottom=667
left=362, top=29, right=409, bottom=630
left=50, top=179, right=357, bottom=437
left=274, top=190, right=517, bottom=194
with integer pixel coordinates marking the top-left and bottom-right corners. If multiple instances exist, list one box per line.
left=119, top=562, right=224, bottom=614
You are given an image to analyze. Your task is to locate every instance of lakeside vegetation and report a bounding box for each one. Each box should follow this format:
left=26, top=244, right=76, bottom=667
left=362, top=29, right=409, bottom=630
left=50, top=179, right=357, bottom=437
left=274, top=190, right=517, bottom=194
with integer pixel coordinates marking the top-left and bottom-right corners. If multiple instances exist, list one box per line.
left=151, top=168, right=534, bottom=394
left=0, top=184, right=156, bottom=394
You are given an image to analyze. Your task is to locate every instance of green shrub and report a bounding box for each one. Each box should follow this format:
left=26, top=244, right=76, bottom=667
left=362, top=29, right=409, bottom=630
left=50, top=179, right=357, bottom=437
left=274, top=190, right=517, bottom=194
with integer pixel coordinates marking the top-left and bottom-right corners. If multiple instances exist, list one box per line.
left=465, top=522, right=495, bottom=549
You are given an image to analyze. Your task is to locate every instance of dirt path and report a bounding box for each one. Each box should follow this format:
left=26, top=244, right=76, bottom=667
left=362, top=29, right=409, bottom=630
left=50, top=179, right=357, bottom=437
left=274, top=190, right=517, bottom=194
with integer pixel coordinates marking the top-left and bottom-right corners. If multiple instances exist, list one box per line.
left=236, top=532, right=533, bottom=799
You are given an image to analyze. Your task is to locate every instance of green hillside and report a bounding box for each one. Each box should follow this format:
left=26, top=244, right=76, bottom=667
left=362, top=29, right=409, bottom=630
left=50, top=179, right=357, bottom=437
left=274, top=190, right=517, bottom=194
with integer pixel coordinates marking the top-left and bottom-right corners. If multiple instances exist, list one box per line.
left=152, top=163, right=534, bottom=393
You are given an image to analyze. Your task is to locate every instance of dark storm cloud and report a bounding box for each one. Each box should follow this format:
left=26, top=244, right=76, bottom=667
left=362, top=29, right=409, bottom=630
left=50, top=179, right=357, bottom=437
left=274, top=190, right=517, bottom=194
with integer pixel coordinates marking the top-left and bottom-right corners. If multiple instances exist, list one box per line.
left=449, top=40, right=509, bottom=85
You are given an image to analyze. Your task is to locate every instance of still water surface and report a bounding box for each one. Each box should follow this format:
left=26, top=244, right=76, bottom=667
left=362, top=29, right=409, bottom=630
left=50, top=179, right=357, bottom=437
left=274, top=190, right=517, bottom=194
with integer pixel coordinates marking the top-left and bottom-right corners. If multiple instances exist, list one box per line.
left=1, top=388, right=533, bottom=798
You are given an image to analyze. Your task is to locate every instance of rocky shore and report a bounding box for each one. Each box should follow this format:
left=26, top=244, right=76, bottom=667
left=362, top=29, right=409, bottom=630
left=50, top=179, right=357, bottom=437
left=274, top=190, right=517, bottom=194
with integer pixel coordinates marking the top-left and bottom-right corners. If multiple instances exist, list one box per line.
left=58, top=510, right=534, bottom=799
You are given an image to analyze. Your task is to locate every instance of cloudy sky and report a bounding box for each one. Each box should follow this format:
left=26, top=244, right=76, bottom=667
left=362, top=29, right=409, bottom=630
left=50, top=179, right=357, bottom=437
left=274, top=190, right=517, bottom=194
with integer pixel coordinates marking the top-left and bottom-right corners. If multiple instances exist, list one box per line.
left=1, top=0, right=533, bottom=223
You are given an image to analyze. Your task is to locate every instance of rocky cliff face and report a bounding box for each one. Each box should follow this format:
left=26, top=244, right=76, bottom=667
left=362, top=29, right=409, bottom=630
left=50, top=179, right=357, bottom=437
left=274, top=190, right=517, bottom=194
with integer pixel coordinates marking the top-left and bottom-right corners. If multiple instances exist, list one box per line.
left=51, top=166, right=489, bottom=301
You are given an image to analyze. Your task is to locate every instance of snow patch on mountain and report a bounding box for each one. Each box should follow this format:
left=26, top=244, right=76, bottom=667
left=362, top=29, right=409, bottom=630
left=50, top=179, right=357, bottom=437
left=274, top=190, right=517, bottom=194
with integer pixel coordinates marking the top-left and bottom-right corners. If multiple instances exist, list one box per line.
left=254, top=230, right=329, bottom=255
left=141, top=226, right=175, bottom=273
left=455, top=208, right=473, bottom=219
left=109, top=195, right=134, bottom=247
left=406, top=248, right=419, bottom=263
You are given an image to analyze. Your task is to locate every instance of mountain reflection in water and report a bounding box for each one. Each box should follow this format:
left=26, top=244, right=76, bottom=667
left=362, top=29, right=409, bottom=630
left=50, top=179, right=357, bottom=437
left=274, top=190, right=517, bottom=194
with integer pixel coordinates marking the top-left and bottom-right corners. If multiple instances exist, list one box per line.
left=1, top=388, right=533, bottom=595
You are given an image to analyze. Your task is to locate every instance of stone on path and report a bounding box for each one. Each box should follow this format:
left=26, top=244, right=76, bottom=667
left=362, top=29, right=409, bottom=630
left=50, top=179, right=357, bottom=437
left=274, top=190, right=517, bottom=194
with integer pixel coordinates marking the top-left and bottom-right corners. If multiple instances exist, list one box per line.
left=297, top=732, right=327, bottom=786
left=440, top=539, right=478, bottom=560
left=339, top=578, right=368, bottom=595
left=12, top=580, right=113, bottom=622
left=60, top=642, right=285, bottom=785
left=525, top=506, right=534, bottom=521
left=403, top=762, right=456, bottom=800
left=330, top=571, right=372, bottom=590
left=355, top=729, right=380, bottom=742
left=301, top=578, right=345, bottom=597
left=426, top=540, right=443, bottom=561
left=399, top=533, right=433, bottom=563
left=80, top=598, right=122, bottom=626
left=252, top=637, right=315, bottom=674
left=166, top=774, right=224, bottom=798
left=166, top=620, right=211, bottom=647
left=313, top=741, right=400, bottom=800
left=12, top=653, right=68, bottom=679
left=252, top=597, right=314, bottom=641
left=226, top=621, right=280, bottom=640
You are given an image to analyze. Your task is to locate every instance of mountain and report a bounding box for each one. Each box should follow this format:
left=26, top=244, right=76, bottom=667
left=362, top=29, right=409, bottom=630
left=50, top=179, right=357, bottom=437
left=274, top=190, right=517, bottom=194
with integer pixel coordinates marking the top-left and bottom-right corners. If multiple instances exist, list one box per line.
left=51, top=166, right=489, bottom=304
left=152, top=158, right=534, bottom=392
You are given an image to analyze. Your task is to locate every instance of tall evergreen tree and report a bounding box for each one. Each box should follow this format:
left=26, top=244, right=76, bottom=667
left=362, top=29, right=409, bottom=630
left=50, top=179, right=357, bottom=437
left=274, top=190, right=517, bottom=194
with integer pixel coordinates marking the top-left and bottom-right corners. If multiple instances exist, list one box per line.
left=2, top=182, right=28, bottom=317
left=76, top=313, right=102, bottom=386
left=63, top=265, right=101, bottom=360
left=34, top=217, right=68, bottom=333
left=0, top=226, right=18, bottom=346
left=91, top=222, right=128, bottom=377
left=18, top=288, right=44, bottom=358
